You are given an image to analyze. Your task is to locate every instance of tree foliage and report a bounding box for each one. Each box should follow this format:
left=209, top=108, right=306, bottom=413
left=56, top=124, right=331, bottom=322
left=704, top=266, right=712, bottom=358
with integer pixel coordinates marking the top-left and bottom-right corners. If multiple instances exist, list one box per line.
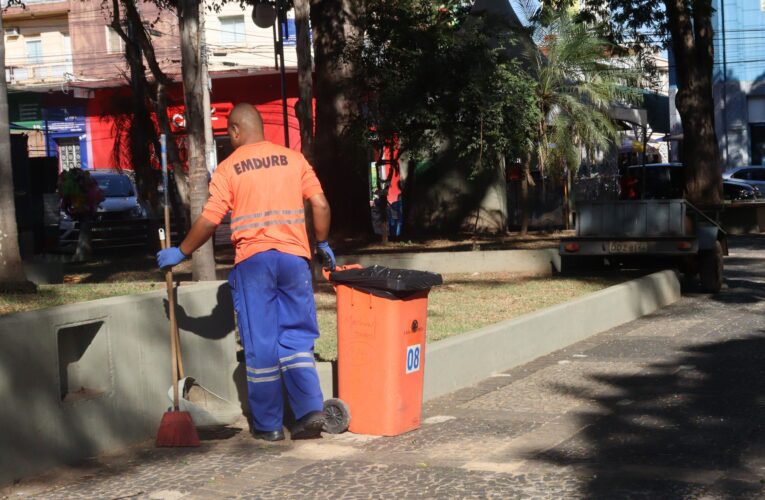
left=527, top=10, right=640, bottom=180
left=351, top=0, right=540, bottom=174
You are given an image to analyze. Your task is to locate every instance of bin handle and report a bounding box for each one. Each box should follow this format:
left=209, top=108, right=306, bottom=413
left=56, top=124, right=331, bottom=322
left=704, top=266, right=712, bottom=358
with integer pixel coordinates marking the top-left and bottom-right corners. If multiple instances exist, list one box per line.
left=321, top=264, right=363, bottom=282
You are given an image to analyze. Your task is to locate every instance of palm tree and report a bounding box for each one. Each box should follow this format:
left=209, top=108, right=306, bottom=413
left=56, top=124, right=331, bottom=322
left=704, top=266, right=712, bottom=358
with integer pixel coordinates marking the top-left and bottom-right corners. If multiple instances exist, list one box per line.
left=526, top=11, right=638, bottom=229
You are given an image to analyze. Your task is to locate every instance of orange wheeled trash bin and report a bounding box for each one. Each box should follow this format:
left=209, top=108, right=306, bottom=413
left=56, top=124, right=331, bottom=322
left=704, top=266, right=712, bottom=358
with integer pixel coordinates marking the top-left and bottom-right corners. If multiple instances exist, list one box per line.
left=327, top=265, right=442, bottom=436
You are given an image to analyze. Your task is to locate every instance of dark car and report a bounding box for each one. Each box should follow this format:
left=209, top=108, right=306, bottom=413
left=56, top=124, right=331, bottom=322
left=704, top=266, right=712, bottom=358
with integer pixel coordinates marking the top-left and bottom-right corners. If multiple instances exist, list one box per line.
left=60, top=170, right=150, bottom=249
left=722, top=165, right=765, bottom=190
left=619, top=163, right=684, bottom=200
left=723, top=178, right=761, bottom=201
left=618, top=162, right=760, bottom=203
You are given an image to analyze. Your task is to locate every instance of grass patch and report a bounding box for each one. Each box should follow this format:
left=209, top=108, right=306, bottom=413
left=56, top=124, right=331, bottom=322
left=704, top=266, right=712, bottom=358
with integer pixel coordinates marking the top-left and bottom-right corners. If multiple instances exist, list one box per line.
left=313, top=272, right=622, bottom=361
left=0, top=282, right=161, bottom=316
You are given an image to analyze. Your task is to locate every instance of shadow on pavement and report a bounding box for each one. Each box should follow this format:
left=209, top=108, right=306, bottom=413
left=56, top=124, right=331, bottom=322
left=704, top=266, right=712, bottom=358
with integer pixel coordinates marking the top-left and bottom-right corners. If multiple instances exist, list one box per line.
left=525, top=274, right=765, bottom=497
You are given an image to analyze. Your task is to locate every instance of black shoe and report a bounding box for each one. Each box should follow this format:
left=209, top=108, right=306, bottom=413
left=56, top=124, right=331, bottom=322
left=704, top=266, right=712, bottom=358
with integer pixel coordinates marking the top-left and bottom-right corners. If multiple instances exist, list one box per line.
left=290, top=411, right=325, bottom=440
left=251, top=429, right=285, bottom=442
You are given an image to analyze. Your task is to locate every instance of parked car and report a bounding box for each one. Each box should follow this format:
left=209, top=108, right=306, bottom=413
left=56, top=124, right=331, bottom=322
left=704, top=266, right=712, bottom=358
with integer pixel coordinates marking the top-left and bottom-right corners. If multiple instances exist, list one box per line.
left=618, top=163, right=759, bottom=202
left=722, top=165, right=765, bottom=190
left=723, top=179, right=761, bottom=201
left=60, top=169, right=150, bottom=250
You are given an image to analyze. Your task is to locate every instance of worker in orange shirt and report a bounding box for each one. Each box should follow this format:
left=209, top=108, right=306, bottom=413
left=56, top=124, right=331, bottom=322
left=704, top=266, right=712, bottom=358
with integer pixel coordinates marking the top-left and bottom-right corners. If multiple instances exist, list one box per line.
left=157, top=103, right=335, bottom=442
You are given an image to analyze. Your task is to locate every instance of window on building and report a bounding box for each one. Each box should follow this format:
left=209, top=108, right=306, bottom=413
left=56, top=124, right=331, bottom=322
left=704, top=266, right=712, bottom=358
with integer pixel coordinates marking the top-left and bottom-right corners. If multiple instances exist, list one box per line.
left=18, top=102, right=40, bottom=122
left=751, top=125, right=765, bottom=167
left=26, top=39, right=43, bottom=65
left=219, top=15, right=245, bottom=45
left=106, top=27, right=125, bottom=54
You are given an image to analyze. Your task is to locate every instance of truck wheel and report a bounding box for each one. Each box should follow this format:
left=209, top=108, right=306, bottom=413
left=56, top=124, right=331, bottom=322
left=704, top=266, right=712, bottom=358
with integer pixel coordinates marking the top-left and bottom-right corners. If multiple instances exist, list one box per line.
left=698, top=241, right=723, bottom=294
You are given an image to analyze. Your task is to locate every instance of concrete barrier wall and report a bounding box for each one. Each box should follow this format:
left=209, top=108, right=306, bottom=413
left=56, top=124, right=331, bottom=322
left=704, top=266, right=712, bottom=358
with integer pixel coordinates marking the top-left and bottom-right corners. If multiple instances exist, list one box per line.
left=422, top=270, right=681, bottom=400
left=337, top=248, right=561, bottom=276
left=0, top=282, right=239, bottom=485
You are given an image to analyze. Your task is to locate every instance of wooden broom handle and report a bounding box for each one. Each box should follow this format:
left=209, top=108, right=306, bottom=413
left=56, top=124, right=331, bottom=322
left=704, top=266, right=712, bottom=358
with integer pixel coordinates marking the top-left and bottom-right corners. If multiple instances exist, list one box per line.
left=161, top=227, right=180, bottom=411
left=163, top=205, right=185, bottom=380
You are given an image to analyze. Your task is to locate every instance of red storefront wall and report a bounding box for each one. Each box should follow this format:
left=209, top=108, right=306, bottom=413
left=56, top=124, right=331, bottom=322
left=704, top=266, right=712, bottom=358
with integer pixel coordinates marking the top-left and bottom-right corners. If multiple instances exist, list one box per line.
left=86, top=72, right=304, bottom=170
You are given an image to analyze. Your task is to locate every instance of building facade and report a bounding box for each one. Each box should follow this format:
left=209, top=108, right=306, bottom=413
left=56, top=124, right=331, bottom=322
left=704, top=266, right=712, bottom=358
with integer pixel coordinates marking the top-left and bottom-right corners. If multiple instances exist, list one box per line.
left=712, top=0, right=765, bottom=168
left=670, top=0, right=765, bottom=168
left=3, top=0, right=302, bottom=172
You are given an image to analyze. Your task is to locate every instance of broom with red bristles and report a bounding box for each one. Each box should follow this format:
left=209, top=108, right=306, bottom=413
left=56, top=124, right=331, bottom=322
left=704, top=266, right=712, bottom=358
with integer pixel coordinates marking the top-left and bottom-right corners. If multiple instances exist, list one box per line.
left=156, top=134, right=200, bottom=448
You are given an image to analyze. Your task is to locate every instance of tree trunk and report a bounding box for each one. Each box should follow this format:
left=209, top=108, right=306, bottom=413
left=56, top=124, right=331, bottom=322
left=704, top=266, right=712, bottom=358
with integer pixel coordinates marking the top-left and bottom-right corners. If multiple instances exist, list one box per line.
left=471, top=153, right=508, bottom=234
left=563, top=167, right=570, bottom=230
left=665, top=0, right=721, bottom=207
left=311, top=0, right=370, bottom=235
left=520, top=155, right=533, bottom=236
left=293, top=1, right=318, bottom=277
left=178, top=0, right=216, bottom=281
left=125, top=16, right=159, bottom=211
left=0, top=12, right=34, bottom=292
left=294, top=0, right=314, bottom=163
left=117, top=0, right=191, bottom=228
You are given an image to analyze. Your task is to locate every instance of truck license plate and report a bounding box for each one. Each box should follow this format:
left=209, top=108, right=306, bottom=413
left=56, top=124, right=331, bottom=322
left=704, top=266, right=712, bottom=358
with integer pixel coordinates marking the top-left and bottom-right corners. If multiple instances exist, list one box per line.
left=608, top=241, right=648, bottom=253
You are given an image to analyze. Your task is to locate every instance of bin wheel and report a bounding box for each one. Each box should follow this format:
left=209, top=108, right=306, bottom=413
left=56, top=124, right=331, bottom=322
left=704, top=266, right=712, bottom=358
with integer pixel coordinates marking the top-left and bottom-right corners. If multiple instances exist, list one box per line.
left=323, top=398, right=350, bottom=434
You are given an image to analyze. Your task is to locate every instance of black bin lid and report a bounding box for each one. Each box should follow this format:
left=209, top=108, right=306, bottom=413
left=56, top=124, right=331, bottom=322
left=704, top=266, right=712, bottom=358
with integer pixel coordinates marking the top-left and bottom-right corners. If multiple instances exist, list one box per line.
left=328, top=265, right=443, bottom=299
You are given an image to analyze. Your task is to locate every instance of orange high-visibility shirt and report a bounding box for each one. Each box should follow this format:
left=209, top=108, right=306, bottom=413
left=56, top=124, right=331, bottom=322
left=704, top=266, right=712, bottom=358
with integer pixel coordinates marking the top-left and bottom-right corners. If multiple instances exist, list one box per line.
left=201, top=141, right=324, bottom=264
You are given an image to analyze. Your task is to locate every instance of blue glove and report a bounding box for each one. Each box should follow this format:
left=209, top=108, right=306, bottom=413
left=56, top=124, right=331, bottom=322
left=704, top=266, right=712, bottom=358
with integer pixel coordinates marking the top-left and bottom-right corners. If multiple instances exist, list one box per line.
left=315, top=241, right=336, bottom=271
left=157, top=247, right=187, bottom=269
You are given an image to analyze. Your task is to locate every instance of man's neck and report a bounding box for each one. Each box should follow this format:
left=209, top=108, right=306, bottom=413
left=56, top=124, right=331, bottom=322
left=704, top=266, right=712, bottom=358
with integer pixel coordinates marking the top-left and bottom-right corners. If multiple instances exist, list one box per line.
left=245, top=135, right=266, bottom=145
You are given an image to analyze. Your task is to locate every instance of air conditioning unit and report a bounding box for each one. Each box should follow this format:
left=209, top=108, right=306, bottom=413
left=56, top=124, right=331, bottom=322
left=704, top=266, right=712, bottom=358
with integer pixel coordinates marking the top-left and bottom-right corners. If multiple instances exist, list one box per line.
left=6, top=27, right=20, bottom=37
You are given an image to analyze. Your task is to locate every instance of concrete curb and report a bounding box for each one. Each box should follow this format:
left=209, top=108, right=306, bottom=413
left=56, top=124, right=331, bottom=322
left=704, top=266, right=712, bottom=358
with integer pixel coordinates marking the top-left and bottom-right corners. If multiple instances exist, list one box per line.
left=317, top=269, right=680, bottom=402
left=336, top=248, right=560, bottom=276
left=421, top=269, right=681, bottom=400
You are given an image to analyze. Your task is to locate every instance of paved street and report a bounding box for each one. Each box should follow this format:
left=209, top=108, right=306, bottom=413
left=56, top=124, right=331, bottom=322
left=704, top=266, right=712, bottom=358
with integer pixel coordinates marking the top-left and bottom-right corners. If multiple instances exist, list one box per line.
left=5, top=236, right=765, bottom=499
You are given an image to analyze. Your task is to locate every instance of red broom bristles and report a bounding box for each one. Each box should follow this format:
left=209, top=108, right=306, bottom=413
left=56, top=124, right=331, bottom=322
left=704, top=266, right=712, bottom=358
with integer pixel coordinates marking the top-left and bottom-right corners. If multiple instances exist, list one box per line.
left=156, top=410, right=200, bottom=448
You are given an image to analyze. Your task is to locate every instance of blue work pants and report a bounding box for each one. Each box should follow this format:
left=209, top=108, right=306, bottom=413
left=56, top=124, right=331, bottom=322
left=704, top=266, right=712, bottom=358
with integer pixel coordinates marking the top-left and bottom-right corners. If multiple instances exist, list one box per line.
left=229, top=250, right=324, bottom=432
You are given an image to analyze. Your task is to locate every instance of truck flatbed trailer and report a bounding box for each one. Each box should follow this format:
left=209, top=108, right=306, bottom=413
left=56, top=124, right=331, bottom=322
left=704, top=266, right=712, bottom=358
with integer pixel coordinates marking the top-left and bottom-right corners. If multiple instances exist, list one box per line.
left=560, top=199, right=727, bottom=292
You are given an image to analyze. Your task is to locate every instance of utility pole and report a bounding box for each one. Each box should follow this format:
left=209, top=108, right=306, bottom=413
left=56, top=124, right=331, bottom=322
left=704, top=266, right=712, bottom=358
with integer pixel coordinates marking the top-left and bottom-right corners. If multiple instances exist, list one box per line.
left=275, top=0, right=289, bottom=148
